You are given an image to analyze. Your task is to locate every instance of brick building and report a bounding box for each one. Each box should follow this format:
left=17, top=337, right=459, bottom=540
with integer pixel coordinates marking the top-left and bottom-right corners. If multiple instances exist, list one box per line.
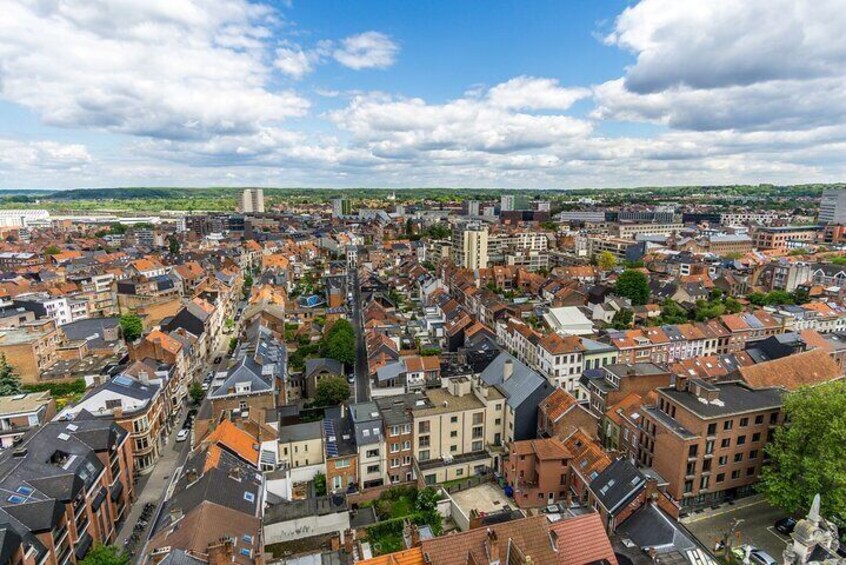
left=638, top=378, right=783, bottom=508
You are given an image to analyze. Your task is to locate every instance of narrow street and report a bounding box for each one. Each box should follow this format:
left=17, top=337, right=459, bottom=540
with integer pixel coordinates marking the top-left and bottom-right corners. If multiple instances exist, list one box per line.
left=350, top=267, right=370, bottom=402
left=116, top=410, right=193, bottom=559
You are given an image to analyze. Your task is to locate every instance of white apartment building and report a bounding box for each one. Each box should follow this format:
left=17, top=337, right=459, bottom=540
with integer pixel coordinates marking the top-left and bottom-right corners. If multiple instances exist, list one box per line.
left=241, top=188, right=266, bottom=213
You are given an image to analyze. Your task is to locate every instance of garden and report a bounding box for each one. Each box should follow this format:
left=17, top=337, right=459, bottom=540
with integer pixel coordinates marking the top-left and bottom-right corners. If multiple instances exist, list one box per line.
left=360, top=486, right=444, bottom=555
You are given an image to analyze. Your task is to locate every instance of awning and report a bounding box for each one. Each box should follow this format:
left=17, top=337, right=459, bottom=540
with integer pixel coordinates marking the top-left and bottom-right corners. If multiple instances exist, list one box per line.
left=74, top=532, right=93, bottom=559
left=110, top=480, right=124, bottom=502
left=92, top=487, right=107, bottom=511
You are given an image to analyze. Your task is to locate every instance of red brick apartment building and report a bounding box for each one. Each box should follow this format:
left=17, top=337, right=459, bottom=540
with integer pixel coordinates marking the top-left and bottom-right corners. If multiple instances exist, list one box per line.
left=504, top=438, right=570, bottom=508
left=638, top=377, right=783, bottom=508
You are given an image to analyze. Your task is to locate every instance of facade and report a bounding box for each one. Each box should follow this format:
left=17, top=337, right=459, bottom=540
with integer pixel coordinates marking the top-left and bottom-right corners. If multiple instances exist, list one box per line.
left=753, top=226, right=819, bottom=250
left=350, top=402, right=387, bottom=489
left=819, top=189, right=846, bottom=224
left=638, top=378, right=783, bottom=507
left=0, top=319, right=64, bottom=384
left=452, top=223, right=489, bottom=270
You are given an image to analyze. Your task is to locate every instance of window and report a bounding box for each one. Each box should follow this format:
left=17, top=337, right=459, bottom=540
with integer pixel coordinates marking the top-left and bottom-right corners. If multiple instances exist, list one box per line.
left=749, top=449, right=758, bottom=459
left=366, top=449, right=379, bottom=458
left=472, top=413, right=483, bottom=425
left=367, top=465, right=380, bottom=474
left=450, top=416, right=458, bottom=424
left=336, top=458, right=350, bottom=468
left=391, top=425, right=399, bottom=436
left=700, top=475, right=709, bottom=489
left=450, top=431, right=458, bottom=438
left=737, top=435, right=746, bottom=446
left=752, top=432, right=761, bottom=442
left=418, top=421, right=430, bottom=434
left=244, top=492, right=255, bottom=503
left=419, top=450, right=430, bottom=461
left=740, top=417, right=749, bottom=427
left=450, top=445, right=458, bottom=453
left=688, top=445, right=698, bottom=457
left=242, top=534, right=254, bottom=544
left=472, top=440, right=483, bottom=451
left=716, top=473, right=725, bottom=483
left=707, top=423, right=717, bottom=435
left=731, top=470, right=741, bottom=480
left=495, top=418, right=501, bottom=426
left=723, top=420, right=733, bottom=431
left=747, top=466, right=756, bottom=476
left=684, top=480, right=693, bottom=494
left=419, top=436, right=430, bottom=448
left=705, top=440, right=714, bottom=455
left=770, top=412, right=779, bottom=424
left=734, top=453, right=743, bottom=463
left=702, top=459, right=712, bottom=472
left=403, top=441, right=411, bottom=450
left=718, top=456, right=728, bottom=466
left=472, top=427, right=483, bottom=439
left=391, top=443, right=400, bottom=453
left=686, top=462, right=696, bottom=475
left=755, top=414, right=764, bottom=425
left=455, top=469, right=463, bottom=477
left=721, top=438, right=731, bottom=448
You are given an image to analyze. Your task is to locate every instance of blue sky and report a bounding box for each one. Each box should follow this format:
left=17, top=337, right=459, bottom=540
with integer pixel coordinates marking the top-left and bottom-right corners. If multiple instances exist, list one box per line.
left=0, top=0, right=844, bottom=189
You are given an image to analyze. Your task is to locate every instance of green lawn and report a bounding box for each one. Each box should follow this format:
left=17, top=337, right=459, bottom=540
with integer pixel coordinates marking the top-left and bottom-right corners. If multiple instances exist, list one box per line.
left=388, top=496, right=413, bottom=518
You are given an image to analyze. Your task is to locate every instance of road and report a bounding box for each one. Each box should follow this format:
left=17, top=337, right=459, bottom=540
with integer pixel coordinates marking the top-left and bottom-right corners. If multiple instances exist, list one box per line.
left=350, top=267, right=370, bottom=402
left=117, top=410, right=193, bottom=559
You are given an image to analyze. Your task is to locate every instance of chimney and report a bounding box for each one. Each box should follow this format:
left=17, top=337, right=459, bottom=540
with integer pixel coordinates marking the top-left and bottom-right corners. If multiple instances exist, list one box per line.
left=207, top=538, right=235, bottom=565
left=485, top=529, right=501, bottom=565
left=343, top=529, right=354, bottom=554
left=229, top=466, right=242, bottom=481
left=410, top=524, right=421, bottom=547
left=186, top=468, right=198, bottom=483
left=645, top=477, right=659, bottom=501
left=503, top=359, right=513, bottom=381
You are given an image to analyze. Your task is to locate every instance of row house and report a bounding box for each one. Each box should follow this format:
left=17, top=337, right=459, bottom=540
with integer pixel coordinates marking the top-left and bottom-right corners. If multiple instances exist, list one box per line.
left=0, top=414, right=134, bottom=565
left=0, top=391, right=56, bottom=449
left=504, top=438, right=571, bottom=508
left=375, top=395, right=417, bottom=485
left=581, top=363, right=672, bottom=417
left=63, top=369, right=170, bottom=474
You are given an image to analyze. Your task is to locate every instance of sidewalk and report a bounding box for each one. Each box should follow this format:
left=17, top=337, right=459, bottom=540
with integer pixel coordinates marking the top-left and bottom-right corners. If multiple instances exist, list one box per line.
left=116, top=415, right=192, bottom=550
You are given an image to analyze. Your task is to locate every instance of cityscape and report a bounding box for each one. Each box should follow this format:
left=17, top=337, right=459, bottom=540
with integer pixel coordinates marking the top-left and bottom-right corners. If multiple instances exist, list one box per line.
left=0, top=2, right=845, bottom=565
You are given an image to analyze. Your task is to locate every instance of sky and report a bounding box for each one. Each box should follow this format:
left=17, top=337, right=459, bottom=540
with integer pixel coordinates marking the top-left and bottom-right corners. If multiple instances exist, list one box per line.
left=0, top=0, right=844, bottom=190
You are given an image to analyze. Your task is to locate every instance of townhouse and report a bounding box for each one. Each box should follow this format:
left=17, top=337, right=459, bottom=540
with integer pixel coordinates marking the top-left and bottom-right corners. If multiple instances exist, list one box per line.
left=0, top=392, right=56, bottom=449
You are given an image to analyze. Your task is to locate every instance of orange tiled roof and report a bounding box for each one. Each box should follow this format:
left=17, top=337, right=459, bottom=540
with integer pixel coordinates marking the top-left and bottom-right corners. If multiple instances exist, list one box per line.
left=357, top=548, right=425, bottom=565
left=145, top=329, right=183, bottom=354
left=540, top=388, right=578, bottom=422
left=548, top=512, right=618, bottom=565
left=737, top=349, right=842, bottom=391
left=206, top=420, right=260, bottom=466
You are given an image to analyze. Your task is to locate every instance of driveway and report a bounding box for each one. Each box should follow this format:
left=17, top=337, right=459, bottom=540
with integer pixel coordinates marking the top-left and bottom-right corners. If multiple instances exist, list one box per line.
left=682, top=495, right=791, bottom=560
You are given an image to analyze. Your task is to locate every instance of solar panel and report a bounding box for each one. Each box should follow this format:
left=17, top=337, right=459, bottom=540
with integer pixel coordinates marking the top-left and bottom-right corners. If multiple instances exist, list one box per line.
left=113, top=375, right=133, bottom=387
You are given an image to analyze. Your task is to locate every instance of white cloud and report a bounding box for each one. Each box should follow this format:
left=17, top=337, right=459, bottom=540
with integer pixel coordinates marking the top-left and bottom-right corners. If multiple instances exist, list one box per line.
left=274, top=45, right=319, bottom=80
left=0, top=139, right=91, bottom=174
left=487, top=77, right=590, bottom=110
left=332, top=32, right=399, bottom=70
left=0, top=0, right=308, bottom=141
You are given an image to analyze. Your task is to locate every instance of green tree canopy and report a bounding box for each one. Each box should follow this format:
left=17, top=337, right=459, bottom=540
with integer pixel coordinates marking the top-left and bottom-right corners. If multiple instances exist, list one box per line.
left=189, top=382, right=204, bottom=405
left=320, top=319, right=356, bottom=367
left=615, top=269, right=650, bottom=305
left=658, top=299, right=689, bottom=324
left=611, top=308, right=633, bottom=330
left=314, top=471, right=327, bottom=496
left=759, top=381, right=846, bottom=518
left=168, top=235, right=180, bottom=255
left=0, top=355, right=22, bottom=396
left=596, top=251, right=617, bottom=272
left=119, top=314, right=143, bottom=342
left=314, top=376, right=350, bottom=407
left=80, top=544, right=130, bottom=565
left=44, top=245, right=61, bottom=255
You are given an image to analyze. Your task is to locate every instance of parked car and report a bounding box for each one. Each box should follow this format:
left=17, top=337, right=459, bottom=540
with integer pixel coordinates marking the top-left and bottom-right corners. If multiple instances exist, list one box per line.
left=176, top=429, right=190, bottom=442
left=347, top=373, right=356, bottom=384
left=775, top=516, right=797, bottom=535
left=749, top=550, right=778, bottom=565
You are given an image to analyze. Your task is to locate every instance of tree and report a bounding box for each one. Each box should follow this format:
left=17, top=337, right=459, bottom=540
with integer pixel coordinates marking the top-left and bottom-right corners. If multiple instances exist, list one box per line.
left=0, top=355, right=22, bottom=396
left=314, top=376, right=350, bottom=407
left=791, top=287, right=811, bottom=305
left=320, top=319, right=356, bottom=366
left=596, top=251, right=617, bottom=272
left=658, top=299, right=689, bottom=324
left=313, top=471, right=327, bottom=496
left=416, top=487, right=440, bottom=514
left=167, top=235, right=180, bottom=255
left=44, top=245, right=61, bottom=255
left=119, top=314, right=143, bottom=342
left=759, top=381, right=846, bottom=518
left=615, top=269, right=650, bottom=305
left=80, top=544, right=130, bottom=565
left=189, top=382, right=204, bottom=405
left=611, top=308, right=633, bottom=330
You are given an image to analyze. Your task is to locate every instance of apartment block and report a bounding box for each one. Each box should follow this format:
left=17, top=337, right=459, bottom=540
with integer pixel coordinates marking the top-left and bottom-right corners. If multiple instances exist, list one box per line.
left=638, top=378, right=783, bottom=508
